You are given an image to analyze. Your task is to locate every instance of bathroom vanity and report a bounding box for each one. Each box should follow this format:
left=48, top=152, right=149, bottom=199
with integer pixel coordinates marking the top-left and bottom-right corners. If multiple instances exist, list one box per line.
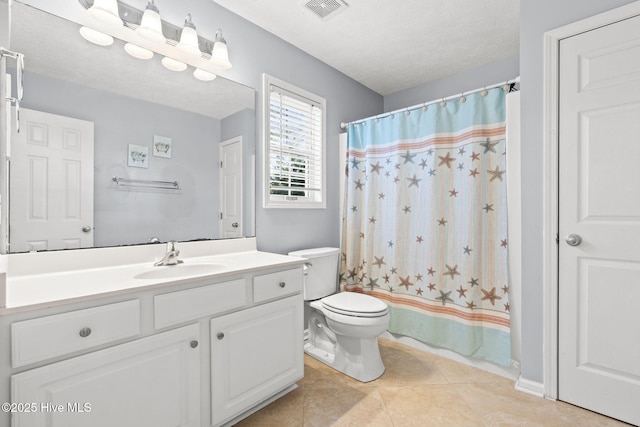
left=0, top=238, right=305, bottom=427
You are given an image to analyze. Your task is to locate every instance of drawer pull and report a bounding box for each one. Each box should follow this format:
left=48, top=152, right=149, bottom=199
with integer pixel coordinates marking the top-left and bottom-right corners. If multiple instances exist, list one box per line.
left=279, top=282, right=286, bottom=288
left=190, top=340, right=199, bottom=348
left=78, top=327, right=92, bottom=338
left=217, top=332, right=225, bottom=340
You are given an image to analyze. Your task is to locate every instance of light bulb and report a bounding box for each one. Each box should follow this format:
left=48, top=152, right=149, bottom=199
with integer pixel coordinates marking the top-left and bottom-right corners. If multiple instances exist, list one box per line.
left=162, top=57, right=187, bottom=72
left=193, top=68, right=217, bottom=81
left=87, top=0, right=122, bottom=27
left=138, top=0, right=165, bottom=43
left=209, top=29, right=232, bottom=69
left=124, top=43, right=154, bottom=60
left=177, top=14, right=201, bottom=58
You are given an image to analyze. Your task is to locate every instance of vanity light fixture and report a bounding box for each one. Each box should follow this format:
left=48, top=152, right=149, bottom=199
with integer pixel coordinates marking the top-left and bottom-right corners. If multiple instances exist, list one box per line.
left=77, top=0, right=233, bottom=80
left=161, top=14, right=199, bottom=71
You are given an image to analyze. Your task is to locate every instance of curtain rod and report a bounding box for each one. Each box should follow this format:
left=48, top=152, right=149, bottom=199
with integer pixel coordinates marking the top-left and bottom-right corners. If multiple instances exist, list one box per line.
left=340, top=75, right=520, bottom=129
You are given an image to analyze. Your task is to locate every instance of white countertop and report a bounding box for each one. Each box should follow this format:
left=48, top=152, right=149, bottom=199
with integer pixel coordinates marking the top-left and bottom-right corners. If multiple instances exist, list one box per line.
left=0, top=239, right=306, bottom=314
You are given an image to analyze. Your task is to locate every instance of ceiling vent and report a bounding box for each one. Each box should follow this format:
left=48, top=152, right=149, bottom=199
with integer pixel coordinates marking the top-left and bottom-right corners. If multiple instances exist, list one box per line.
left=302, top=0, right=349, bottom=21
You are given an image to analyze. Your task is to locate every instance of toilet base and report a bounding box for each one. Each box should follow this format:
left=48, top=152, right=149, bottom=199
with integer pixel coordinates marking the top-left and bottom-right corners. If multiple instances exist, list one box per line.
left=304, top=328, right=385, bottom=383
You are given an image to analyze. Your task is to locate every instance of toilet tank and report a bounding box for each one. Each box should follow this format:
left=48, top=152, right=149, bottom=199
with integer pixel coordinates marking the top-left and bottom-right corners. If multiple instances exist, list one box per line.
left=288, top=247, right=340, bottom=301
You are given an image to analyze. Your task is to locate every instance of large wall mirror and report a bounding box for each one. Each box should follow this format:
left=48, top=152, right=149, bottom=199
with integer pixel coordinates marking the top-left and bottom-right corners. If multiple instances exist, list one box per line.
left=4, top=1, right=256, bottom=253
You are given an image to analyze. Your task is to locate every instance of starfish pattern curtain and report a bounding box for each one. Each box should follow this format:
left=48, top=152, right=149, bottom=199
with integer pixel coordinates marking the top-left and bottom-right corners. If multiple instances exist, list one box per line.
left=341, top=88, right=511, bottom=366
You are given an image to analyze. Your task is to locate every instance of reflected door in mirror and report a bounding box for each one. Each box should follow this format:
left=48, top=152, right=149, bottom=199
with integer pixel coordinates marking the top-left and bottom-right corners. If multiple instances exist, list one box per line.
left=10, top=108, right=94, bottom=252
left=220, top=136, right=243, bottom=238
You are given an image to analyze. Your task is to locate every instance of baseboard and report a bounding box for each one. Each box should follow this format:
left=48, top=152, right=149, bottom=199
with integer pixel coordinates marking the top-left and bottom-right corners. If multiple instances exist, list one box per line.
left=515, top=376, right=545, bottom=398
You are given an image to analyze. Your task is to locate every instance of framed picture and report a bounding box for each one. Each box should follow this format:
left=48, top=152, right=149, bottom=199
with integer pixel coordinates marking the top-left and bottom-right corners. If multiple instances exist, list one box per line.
left=128, top=144, right=149, bottom=168
left=153, top=135, right=172, bottom=158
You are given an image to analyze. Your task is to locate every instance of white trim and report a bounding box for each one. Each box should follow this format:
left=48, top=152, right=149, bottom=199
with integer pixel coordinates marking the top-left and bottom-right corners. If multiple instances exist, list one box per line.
left=542, top=0, right=640, bottom=401
left=338, top=132, right=347, bottom=245
left=506, top=91, right=522, bottom=368
left=515, top=376, right=545, bottom=398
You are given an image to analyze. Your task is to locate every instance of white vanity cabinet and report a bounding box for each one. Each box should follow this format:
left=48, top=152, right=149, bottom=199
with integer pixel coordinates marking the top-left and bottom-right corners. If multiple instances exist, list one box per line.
left=211, top=294, right=303, bottom=426
left=2, top=255, right=305, bottom=427
left=210, top=268, right=304, bottom=426
left=11, top=324, right=201, bottom=427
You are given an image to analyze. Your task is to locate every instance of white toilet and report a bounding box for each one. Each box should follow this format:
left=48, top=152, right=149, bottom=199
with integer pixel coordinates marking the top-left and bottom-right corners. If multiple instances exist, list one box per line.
left=288, top=247, right=390, bottom=382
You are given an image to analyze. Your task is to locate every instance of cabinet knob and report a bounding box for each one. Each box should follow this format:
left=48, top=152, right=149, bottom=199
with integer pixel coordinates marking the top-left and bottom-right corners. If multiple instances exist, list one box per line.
left=217, top=332, right=224, bottom=340
left=79, top=327, right=92, bottom=338
left=190, top=340, right=199, bottom=348
left=279, top=282, right=286, bottom=288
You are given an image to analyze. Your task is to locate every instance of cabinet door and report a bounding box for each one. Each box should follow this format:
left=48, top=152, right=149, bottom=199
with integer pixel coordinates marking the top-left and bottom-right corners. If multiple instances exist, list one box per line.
left=12, top=324, right=200, bottom=427
left=211, top=294, right=303, bottom=426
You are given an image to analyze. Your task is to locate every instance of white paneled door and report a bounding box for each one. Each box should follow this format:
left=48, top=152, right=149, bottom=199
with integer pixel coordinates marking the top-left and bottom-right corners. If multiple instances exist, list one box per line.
left=558, top=14, right=640, bottom=426
left=219, top=136, right=243, bottom=238
left=10, top=108, right=94, bottom=252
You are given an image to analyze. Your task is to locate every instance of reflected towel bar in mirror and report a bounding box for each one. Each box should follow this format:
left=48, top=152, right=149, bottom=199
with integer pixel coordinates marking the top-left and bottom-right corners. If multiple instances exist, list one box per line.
left=112, top=176, right=181, bottom=190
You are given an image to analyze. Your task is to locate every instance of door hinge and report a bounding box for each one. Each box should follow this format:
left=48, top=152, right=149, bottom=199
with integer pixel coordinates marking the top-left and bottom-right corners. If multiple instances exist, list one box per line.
left=555, top=233, right=559, bottom=245
left=220, top=212, right=223, bottom=220
left=220, top=161, right=223, bottom=168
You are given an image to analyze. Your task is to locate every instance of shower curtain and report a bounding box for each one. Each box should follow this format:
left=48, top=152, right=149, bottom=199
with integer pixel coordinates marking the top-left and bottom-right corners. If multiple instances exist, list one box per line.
left=341, top=88, right=511, bottom=366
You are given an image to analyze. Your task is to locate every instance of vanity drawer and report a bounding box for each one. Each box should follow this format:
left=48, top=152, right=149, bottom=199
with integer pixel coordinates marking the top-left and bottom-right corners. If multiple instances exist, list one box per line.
left=253, top=268, right=302, bottom=303
left=154, top=279, right=246, bottom=329
left=11, top=299, right=140, bottom=368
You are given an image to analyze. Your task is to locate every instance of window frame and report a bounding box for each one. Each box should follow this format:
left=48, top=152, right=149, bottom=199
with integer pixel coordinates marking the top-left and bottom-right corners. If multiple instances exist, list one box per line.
left=263, top=74, right=327, bottom=209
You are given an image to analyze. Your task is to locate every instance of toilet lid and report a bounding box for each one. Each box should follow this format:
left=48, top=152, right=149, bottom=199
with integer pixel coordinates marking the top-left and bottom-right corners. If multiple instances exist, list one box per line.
left=321, top=292, right=388, bottom=317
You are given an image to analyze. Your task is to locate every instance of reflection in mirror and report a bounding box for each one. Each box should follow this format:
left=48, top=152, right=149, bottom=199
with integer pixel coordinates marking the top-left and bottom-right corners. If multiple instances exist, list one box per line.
left=5, top=1, right=256, bottom=253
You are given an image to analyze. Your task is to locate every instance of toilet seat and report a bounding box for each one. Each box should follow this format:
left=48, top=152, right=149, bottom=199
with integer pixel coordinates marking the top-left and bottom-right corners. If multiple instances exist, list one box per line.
left=321, top=292, right=388, bottom=318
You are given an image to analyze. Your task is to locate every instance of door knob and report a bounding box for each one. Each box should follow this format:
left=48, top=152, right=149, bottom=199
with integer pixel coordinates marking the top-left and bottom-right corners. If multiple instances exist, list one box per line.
left=565, top=234, right=582, bottom=246
left=232, top=222, right=239, bottom=228
left=82, top=225, right=92, bottom=233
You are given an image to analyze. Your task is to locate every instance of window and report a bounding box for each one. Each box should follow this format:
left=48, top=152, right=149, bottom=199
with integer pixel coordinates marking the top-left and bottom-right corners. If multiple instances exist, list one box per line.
left=263, top=74, right=326, bottom=208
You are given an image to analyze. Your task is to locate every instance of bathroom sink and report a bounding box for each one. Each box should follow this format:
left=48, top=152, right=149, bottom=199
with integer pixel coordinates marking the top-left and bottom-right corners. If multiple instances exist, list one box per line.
left=134, top=263, right=226, bottom=280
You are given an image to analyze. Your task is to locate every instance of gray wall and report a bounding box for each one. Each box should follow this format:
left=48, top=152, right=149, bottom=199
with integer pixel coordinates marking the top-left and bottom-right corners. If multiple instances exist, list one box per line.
left=18, top=0, right=383, bottom=255
left=155, top=1, right=384, bottom=254
left=0, top=0, right=8, bottom=48
left=518, top=0, right=637, bottom=383
left=21, top=71, right=223, bottom=247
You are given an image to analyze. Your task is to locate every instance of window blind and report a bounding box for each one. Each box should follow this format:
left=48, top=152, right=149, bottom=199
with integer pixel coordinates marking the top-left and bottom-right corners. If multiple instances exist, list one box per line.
left=268, top=84, right=324, bottom=204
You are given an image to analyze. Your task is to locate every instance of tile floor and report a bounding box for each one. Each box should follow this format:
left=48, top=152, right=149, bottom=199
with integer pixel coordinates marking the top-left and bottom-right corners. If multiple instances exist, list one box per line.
left=237, top=338, right=628, bottom=426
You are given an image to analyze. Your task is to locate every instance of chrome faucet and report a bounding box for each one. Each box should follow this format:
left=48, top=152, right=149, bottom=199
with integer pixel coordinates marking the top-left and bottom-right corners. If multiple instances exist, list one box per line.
left=154, top=241, right=184, bottom=266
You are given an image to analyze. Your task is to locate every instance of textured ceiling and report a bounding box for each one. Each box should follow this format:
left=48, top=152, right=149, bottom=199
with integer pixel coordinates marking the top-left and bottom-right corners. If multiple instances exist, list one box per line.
left=213, top=0, right=520, bottom=96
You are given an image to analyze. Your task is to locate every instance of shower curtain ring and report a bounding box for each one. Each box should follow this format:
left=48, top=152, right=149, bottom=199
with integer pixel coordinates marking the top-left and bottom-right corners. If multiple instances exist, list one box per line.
left=440, top=98, right=447, bottom=107
left=481, top=87, right=488, bottom=97
left=405, top=108, right=410, bottom=116
left=459, top=93, right=466, bottom=103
